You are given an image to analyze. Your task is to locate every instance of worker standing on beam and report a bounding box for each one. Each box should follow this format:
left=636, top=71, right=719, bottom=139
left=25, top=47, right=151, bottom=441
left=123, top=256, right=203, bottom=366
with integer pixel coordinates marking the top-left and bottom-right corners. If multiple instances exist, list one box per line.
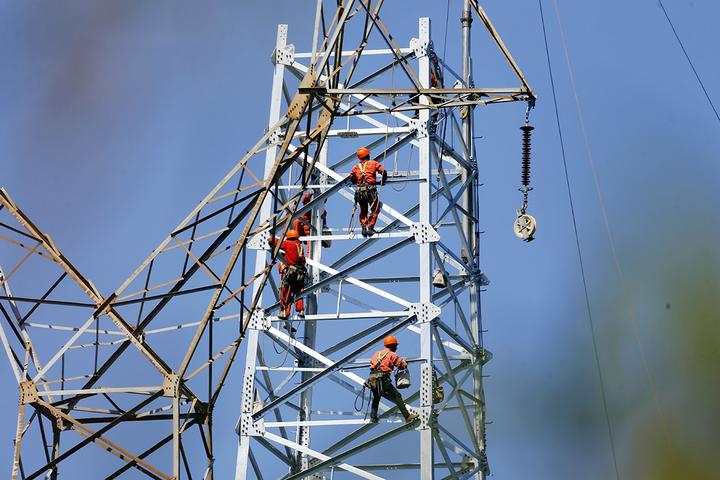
left=349, top=147, right=387, bottom=237
left=366, top=336, right=419, bottom=424
left=268, top=229, right=306, bottom=321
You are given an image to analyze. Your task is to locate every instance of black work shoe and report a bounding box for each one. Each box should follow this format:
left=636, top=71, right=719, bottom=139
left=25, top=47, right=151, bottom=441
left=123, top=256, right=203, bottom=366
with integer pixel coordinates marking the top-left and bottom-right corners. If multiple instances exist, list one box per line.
left=297, top=310, right=305, bottom=318
left=405, top=412, right=419, bottom=423
left=366, top=227, right=377, bottom=237
left=369, top=414, right=379, bottom=424
left=282, top=322, right=297, bottom=333
left=361, top=226, right=367, bottom=237
left=278, top=313, right=289, bottom=320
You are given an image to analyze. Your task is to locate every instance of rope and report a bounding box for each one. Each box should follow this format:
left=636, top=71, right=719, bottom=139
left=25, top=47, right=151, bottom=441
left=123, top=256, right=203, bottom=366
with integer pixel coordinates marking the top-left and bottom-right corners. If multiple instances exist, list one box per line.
left=656, top=0, right=720, bottom=125
left=537, top=1, right=619, bottom=477
left=551, top=0, right=674, bottom=449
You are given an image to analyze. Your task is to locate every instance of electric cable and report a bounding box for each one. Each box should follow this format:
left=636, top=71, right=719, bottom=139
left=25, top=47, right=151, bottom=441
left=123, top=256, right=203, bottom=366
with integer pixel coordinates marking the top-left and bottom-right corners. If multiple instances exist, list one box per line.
left=551, top=0, right=675, bottom=449
left=656, top=0, right=720, bottom=125
left=537, top=1, right=620, bottom=477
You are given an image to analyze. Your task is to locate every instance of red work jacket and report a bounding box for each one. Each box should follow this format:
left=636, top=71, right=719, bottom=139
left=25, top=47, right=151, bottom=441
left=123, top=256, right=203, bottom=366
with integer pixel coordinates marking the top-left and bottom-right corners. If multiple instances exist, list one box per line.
left=350, top=160, right=385, bottom=186
left=268, top=238, right=305, bottom=267
left=369, top=348, right=408, bottom=373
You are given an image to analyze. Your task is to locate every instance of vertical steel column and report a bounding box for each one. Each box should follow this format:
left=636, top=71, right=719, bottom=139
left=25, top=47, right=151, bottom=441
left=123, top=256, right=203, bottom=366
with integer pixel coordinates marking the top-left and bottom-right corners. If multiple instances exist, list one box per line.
left=417, top=17, right=435, bottom=480
left=295, top=2, right=325, bottom=468
left=172, top=395, right=180, bottom=479
left=461, top=0, right=476, bottom=257
left=295, top=144, right=325, bottom=472
left=461, top=2, right=487, bottom=477
left=234, top=23, right=289, bottom=480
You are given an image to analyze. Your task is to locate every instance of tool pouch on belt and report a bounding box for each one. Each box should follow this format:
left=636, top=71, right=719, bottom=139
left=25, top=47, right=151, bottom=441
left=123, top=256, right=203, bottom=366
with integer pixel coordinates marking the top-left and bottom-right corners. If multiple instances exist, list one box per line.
left=364, top=371, right=385, bottom=390
left=354, top=184, right=377, bottom=204
left=433, top=385, right=445, bottom=404
left=321, top=226, right=332, bottom=248
left=395, top=368, right=411, bottom=389
left=283, top=264, right=306, bottom=286
left=431, top=368, right=444, bottom=404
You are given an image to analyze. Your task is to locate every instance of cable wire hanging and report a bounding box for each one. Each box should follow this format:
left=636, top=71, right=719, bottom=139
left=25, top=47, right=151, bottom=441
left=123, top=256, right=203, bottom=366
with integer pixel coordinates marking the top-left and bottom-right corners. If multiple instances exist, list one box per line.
left=551, top=0, right=675, bottom=450
left=656, top=0, right=720, bottom=125
left=537, top=1, right=619, bottom=477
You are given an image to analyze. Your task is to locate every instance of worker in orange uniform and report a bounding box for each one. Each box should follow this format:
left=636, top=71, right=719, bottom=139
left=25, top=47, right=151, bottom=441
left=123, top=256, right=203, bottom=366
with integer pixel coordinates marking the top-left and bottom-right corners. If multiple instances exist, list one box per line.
left=349, top=147, right=387, bottom=237
left=268, top=229, right=306, bottom=321
left=365, top=336, right=419, bottom=424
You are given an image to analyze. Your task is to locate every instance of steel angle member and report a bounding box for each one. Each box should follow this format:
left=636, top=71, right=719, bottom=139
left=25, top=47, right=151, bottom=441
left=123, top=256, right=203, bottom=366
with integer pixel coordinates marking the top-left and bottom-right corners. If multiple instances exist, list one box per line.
left=287, top=71, right=317, bottom=120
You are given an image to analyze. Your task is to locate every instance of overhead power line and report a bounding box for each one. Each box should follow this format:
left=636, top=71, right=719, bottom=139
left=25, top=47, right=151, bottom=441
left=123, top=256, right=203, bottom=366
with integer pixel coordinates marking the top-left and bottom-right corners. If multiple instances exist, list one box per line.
left=657, top=0, right=720, bottom=125
left=550, top=0, right=675, bottom=452
left=536, top=1, right=620, bottom=478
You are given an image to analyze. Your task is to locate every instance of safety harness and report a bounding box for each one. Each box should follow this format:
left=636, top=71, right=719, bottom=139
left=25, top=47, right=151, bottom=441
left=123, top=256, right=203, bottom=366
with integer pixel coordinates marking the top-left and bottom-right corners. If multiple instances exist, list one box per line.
left=354, top=161, right=379, bottom=205
left=280, top=242, right=306, bottom=286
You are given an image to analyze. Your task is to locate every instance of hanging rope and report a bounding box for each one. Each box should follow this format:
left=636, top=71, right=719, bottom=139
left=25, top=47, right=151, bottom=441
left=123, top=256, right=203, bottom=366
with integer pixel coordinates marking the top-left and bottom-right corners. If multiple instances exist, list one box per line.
left=656, top=0, right=720, bottom=125
left=537, top=1, right=619, bottom=477
left=551, top=0, right=675, bottom=451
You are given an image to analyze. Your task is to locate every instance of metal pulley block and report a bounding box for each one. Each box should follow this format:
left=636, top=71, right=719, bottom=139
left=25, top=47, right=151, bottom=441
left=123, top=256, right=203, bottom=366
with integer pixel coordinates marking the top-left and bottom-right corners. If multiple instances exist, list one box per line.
left=513, top=209, right=536, bottom=242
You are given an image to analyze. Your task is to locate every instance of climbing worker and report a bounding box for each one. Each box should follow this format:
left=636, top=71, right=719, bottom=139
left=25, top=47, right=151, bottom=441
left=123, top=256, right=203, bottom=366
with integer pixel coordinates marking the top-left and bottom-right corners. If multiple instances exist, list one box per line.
left=365, top=336, right=419, bottom=424
left=293, top=191, right=329, bottom=255
left=349, top=147, right=387, bottom=237
left=268, top=229, right=306, bottom=321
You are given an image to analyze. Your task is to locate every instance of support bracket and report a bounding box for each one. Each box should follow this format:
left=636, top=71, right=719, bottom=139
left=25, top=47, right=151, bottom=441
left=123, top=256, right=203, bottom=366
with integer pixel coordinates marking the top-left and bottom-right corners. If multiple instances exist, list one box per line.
left=19, top=381, right=37, bottom=405
left=247, top=230, right=270, bottom=250
left=410, top=37, right=429, bottom=58
left=162, top=374, right=180, bottom=397
left=239, top=414, right=264, bottom=437
left=267, top=126, right=284, bottom=146
left=248, top=309, right=270, bottom=331
left=409, top=118, right=429, bottom=139
left=273, top=44, right=295, bottom=66
left=411, top=222, right=440, bottom=244
left=411, top=302, right=441, bottom=324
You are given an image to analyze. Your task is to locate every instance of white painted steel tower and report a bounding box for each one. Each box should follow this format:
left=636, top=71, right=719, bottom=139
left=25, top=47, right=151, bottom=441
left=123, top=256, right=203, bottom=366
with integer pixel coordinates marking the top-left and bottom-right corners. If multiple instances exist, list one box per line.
left=234, top=2, right=535, bottom=479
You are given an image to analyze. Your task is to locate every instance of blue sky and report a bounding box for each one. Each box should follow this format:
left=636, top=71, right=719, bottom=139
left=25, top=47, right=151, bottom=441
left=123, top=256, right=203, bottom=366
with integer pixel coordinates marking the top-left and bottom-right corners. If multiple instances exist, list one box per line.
left=1, top=1, right=719, bottom=478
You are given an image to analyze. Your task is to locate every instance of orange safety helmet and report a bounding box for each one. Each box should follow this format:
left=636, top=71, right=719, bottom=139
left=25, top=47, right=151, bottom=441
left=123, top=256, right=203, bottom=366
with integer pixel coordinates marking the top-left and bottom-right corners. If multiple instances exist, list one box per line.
left=356, top=146, right=371, bottom=160
left=286, top=229, right=300, bottom=240
left=383, top=335, right=399, bottom=347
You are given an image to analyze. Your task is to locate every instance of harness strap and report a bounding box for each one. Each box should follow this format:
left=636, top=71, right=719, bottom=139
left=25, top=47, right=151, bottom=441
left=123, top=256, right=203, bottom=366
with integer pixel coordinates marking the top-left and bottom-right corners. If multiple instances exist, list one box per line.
left=371, top=350, right=390, bottom=370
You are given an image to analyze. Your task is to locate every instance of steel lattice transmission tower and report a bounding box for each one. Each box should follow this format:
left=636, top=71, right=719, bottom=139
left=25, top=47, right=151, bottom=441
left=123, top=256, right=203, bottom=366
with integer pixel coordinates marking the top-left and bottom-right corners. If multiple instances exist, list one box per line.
left=0, top=1, right=533, bottom=479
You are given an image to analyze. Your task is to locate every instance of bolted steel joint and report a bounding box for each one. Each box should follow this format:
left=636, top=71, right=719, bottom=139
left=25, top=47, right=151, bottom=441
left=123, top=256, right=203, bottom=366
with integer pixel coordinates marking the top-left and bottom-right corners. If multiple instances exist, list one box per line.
left=248, top=309, right=270, bottom=331
left=411, top=302, right=441, bottom=323
left=409, top=37, right=429, bottom=58
left=162, top=374, right=180, bottom=397
left=411, top=222, right=440, bottom=244
left=248, top=230, right=271, bottom=250
left=409, top=118, right=429, bottom=139
left=19, top=381, right=38, bottom=405
left=272, top=44, right=295, bottom=66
